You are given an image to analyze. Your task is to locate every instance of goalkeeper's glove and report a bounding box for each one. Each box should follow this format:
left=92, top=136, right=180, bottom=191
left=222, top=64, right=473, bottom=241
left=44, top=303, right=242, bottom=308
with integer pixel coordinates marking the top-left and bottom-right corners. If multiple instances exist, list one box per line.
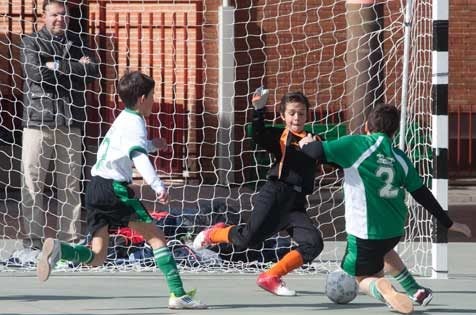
left=252, top=86, right=269, bottom=110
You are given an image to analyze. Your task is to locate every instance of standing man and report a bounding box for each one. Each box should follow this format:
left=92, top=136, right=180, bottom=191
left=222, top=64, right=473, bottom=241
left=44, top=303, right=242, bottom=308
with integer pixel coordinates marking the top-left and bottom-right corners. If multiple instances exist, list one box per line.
left=19, top=0, right=99, bottom=260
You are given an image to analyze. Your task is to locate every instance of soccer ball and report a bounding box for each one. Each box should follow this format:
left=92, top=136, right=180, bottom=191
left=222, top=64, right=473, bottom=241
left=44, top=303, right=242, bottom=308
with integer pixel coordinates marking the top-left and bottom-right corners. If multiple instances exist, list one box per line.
left=325, top=270, right=359, bottom=304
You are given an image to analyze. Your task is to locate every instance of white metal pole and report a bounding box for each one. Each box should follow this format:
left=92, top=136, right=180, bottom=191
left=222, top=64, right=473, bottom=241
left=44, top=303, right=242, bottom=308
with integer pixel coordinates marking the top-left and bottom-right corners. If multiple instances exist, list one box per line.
left=399, top=0, right=413, bottom=151
left=217, top=1, right=235, bottom=185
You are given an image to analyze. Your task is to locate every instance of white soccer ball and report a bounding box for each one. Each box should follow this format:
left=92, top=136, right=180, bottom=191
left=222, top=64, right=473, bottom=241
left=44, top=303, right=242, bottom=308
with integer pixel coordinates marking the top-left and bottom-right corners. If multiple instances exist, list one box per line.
left=325, top=270, right=359, bottom=304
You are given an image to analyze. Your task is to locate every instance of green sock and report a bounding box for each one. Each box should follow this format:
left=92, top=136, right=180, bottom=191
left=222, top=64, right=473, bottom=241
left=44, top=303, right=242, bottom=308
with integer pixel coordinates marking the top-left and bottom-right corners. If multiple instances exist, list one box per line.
left=60, top=242, right=94, bottom=264
left=369, top=280, right=385, bottom=302
left=394, top=267, right=421, bottom=296
left=154, top=247, right=186, bottom=297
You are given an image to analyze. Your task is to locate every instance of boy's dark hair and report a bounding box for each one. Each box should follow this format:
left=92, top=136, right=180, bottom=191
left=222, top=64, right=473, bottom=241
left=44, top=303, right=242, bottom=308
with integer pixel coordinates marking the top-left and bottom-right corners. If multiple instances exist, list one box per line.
left=367, top=103, right=400, bottom=137
left=42, top=0, right=66, bottom=12
left=279, top=91, right=310, bottom=114
left=117, top=71, right=155, bottom=109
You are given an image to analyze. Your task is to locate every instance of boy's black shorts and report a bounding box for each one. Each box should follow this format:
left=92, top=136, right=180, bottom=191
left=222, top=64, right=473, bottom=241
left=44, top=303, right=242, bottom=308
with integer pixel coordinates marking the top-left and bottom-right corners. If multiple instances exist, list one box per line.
left=341, top=234, right=401, bottom=276
left=85, top=176, right=153, bottom=236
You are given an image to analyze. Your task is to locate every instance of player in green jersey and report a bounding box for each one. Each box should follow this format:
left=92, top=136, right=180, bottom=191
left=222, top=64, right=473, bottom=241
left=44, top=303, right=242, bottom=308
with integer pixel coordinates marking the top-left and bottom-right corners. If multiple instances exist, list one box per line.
left=299, top=104, right=471, bottom=314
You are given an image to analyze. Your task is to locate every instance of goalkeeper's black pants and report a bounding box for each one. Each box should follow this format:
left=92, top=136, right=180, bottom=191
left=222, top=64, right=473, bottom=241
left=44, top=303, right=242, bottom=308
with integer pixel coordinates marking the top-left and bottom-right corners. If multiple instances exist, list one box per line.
left=228, top=180, right=323, bottom=263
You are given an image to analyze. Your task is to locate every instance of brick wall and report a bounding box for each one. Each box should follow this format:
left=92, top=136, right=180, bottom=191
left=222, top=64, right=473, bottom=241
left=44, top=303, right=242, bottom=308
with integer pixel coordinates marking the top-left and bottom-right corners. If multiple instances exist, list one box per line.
left=0, top=0, right=474, bottom=181
left=448, top=1, right=476, bottom=177
left=449, top=1, right=476, bottom=109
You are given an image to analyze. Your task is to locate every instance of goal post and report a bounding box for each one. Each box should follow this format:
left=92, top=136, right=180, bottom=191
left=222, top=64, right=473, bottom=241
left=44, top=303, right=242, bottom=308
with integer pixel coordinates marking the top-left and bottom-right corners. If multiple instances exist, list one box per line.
left=430, top=0, right=449, bottom=279
left=217, top=0, right=236, bottom=186
left=0, top=0, right=441, bottom=276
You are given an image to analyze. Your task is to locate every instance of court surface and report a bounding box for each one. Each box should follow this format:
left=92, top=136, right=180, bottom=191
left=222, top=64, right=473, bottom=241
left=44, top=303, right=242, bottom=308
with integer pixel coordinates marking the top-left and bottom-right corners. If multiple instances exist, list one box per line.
left=0, top=243, right=475, bottom=315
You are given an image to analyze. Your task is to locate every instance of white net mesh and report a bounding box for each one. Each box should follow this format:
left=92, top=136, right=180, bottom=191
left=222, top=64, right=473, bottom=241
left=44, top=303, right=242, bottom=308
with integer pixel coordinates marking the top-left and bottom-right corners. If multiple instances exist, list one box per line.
left=0, top=0, right=433, bottom=276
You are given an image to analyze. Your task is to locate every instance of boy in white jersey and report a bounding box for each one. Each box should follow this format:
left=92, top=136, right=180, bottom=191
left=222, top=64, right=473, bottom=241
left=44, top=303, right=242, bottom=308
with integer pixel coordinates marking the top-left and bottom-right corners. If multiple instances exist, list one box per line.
left=299, top=104, right=471, bottom=314
left=36, top=71, right=207, bottom=309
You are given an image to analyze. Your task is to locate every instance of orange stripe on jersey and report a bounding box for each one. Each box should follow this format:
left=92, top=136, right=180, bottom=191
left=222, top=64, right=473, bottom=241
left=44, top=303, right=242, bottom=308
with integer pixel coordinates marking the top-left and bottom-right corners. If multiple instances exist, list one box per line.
left=278, top=129, right=289, bottom=178
left=278, top=128, right=309, bottom=178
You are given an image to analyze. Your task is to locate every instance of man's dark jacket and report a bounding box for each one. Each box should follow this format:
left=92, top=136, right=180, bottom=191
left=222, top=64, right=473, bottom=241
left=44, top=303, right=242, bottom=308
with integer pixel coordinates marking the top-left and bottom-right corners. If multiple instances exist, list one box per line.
left=21, top=26, right=99, bottom=128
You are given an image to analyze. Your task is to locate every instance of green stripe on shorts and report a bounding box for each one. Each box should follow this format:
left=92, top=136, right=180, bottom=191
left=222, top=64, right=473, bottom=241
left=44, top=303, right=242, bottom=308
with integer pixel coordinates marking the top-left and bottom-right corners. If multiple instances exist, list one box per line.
left=342, top=234, right=358, bottom=276
left=112, top=181, right=153, bottom=223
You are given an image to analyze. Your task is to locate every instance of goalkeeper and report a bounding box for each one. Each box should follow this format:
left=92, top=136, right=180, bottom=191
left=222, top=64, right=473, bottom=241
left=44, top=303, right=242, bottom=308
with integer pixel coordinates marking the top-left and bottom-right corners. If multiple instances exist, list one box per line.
left=37, top=71, right=207, bottom=310
left=193, top=89, right=324, bottom=296
left=299, top=103, right=471, bottom=314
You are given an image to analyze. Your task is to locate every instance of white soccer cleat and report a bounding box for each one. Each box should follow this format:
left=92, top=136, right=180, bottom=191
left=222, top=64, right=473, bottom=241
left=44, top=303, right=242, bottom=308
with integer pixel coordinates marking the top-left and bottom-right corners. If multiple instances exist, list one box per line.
left=192, top=230, right=209, bottom=251
left=376, top=278, right=413, bottom=314
left=168, top=293, right=208, bottom=309
left=192, top=222, right=226, bottom=251
left=37, top=238, right=61, bottom=282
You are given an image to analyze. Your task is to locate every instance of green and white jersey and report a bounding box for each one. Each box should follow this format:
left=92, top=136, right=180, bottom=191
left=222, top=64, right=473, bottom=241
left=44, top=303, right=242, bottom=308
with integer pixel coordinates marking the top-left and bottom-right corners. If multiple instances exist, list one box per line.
left=91, top=108, right=155, bottom=182
left=322, top=133, right=423, bottom=240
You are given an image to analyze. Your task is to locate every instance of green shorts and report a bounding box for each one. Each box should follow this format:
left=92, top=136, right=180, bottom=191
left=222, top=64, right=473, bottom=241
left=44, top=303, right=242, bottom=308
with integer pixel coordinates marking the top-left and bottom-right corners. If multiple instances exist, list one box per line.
left=341, top=234, right=401, bottom=276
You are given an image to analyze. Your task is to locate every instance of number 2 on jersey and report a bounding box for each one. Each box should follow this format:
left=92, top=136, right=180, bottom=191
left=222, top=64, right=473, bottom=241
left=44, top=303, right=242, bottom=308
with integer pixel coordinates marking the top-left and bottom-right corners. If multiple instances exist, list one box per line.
left=376, top=166, right=399, bottom=198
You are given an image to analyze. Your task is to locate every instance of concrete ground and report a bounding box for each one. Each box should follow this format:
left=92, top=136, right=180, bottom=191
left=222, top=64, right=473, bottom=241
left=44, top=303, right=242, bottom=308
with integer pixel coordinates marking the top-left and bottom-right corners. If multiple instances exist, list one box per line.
left=0, top=242, right=475, bottom=315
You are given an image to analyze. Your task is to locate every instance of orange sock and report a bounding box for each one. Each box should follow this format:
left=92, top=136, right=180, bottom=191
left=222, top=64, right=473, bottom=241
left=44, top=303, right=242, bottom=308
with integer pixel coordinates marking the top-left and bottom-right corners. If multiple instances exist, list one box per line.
left=266, top=250, right=304, bottom=278
left=209, top=226, right=233, bottom=244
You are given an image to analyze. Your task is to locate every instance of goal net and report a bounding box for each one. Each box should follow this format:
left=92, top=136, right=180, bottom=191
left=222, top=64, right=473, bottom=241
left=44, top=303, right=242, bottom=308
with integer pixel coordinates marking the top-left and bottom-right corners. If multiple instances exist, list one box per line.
left=0, top=0, right=434, bottom=276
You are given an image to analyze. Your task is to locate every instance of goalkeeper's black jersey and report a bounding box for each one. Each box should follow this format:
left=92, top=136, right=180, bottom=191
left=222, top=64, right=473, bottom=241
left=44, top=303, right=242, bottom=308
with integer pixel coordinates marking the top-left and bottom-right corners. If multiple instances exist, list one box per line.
left=251, top=108, right=318, bottom=194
